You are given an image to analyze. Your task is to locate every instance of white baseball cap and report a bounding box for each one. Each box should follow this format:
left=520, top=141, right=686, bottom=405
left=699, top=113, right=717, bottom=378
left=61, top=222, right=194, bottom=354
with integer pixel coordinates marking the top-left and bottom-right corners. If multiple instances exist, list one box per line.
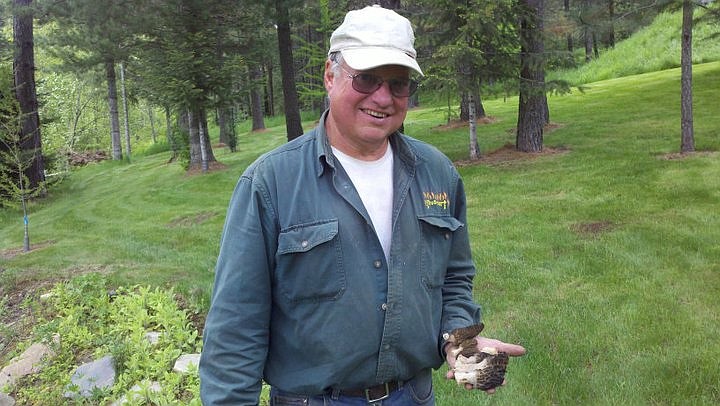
left=329, top=5, right=423, bottom=76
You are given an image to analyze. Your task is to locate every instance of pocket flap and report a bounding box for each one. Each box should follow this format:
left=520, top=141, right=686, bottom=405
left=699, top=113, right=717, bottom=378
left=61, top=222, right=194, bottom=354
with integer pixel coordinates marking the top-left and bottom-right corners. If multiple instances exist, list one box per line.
left=418, top=215, right=463, bottom=231
left=278, top=220, right=339, bottom=254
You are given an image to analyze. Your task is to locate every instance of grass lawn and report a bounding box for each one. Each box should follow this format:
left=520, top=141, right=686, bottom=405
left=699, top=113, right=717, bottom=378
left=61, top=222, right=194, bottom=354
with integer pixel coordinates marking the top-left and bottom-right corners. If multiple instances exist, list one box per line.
left=1, top=62, right=719, bottom=404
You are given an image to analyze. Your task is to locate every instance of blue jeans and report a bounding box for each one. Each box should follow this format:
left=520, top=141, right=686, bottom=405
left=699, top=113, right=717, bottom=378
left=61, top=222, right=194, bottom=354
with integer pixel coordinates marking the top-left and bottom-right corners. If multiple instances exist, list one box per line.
left=269, top=370, right=435, bottom=405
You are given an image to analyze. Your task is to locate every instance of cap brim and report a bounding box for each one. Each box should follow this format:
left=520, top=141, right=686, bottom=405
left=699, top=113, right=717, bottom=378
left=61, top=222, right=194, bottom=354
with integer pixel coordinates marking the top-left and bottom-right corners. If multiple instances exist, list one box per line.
left=342, top=48, right=423, bottom=76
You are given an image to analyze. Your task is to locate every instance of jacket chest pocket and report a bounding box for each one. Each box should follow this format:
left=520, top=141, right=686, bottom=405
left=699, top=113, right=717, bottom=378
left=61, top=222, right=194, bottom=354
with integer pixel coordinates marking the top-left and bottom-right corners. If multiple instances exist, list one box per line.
left=418, top=215, right=463, bottom=289
left=276, top=219, right=345, bottom=303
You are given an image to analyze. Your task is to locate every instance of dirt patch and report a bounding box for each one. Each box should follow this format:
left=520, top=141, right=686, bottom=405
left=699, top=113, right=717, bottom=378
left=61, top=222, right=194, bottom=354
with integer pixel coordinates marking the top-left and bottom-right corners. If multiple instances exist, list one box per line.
left=0, top=277, right=59, bottom=361
left=571, top=221, right=615, bottom=237
left=67, top=150, right=109, bottom=167
left=174, top=294, right=206, bottom=339
left=455, top=143, right=570, bottom=167
left=167, top=211, right=218, bottom=228
left=0, top=240, right=56, bottom=260
left=185, top=160, right=228, bottom=176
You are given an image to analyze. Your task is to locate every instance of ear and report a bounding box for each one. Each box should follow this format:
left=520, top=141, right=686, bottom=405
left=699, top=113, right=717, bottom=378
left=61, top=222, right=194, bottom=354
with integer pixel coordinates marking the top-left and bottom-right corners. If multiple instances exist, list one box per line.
left=324, top=59, right=335, bottom=93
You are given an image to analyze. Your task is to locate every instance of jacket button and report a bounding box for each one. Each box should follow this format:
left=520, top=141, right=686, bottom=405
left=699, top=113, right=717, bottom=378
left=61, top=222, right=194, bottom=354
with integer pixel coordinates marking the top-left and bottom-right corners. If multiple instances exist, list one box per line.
left=381, top=303, right=388, bottom=311
left=444, top=233, right=451, bottom=240
left=373, top=260, right=382, bottom=268
left=301, top=240, right=309, bottom=248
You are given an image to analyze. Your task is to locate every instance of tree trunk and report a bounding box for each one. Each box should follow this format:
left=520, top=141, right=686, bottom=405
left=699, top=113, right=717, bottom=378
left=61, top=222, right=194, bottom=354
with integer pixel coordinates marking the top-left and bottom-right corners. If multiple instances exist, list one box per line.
left=198, top=110, right=209, bottom=173
left=105, top=61, right=122, bottom=160
left=13, top=0, right=45, bottom=191
left=200, top=109, right=216, bottom=162
left=592, top=32, right=599, bottom=59
left=165, top=105, right=179, bottom=161
left=265, top=63, right=275, bottom=117
left=218, top=106, right=237, bottom=152
left=119, top=62, right=131, bottom=161
left=187, top=108, right=198, bottom=165
left=468, top=94, right=479, bottom=160
left=584, top=27, right=593, bottom=62
left=187, top=107, right=216, bottom=171
left=460, top=91, right=486, bottom=121
left=564, top=0, right=573, bottom=53
left=148, top=105, right=157, bottom=143
left=275, top=0, right=304, bottom=141
left=583, top=0, right=593, bottom=62
left=517, top=0, right=547, bottom=153
left=607, top=0, right=616, bottom=48
left=680, top=0, right=694, bottom=153
left=218, top=107, right=228, bottom=145
left=250, top=65, right=265, bottom=131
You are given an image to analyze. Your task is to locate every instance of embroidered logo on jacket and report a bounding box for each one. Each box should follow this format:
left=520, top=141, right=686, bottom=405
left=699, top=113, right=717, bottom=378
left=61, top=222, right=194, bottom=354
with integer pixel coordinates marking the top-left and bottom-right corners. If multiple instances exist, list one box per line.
left=423, top=191, right=450, bottom=210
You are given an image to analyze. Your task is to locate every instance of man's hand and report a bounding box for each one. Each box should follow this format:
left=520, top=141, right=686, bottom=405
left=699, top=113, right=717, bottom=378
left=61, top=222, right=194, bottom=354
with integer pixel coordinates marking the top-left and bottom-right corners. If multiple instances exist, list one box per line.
left=445, top=336, right=526, bottom=394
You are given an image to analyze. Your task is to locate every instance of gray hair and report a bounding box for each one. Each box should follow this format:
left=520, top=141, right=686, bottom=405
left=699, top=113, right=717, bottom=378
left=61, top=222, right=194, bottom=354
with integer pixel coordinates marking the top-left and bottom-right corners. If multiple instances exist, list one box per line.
left=328, top=51, right=344, bottom=76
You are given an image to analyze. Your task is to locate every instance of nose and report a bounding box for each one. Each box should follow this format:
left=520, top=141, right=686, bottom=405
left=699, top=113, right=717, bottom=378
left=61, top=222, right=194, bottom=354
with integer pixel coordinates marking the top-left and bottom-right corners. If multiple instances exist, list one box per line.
left=369, top=80, right=394, bottom=104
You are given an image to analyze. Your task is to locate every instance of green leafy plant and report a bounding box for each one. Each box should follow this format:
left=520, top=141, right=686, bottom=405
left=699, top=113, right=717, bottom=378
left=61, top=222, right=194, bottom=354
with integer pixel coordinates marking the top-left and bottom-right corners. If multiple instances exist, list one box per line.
left=15, top=273, right=203, bottom=405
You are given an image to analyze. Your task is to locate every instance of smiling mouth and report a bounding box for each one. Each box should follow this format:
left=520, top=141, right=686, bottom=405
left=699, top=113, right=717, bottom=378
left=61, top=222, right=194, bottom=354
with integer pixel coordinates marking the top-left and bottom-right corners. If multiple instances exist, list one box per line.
left=362, top=108, right=389, bottom=119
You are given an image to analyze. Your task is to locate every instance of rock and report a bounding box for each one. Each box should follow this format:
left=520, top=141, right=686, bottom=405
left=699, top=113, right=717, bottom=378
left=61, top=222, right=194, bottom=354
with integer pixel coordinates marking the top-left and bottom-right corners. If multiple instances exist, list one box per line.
left=111, top=381, right=161, bottom=405
left=0, top=342, right=54, bottom=389
left=0, top=393, right=15, bottom=406
left=39, top=292, right=55, bottom=301
left=145, top=332, right=162, bottom=345
left=172, top=353, right=200, bottom=373
left=64, top=355, right=116, bottom=398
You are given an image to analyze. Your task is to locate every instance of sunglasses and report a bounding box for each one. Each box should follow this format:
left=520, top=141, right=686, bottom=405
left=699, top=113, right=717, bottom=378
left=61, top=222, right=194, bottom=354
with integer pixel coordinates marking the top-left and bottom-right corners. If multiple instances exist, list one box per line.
left=343, top=67, right=419, bottom=98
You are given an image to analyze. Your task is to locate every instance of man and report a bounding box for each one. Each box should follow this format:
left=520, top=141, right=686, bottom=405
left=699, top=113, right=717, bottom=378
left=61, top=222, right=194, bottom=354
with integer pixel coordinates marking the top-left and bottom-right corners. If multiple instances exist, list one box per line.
left=200, top=5, right=525, bottom=405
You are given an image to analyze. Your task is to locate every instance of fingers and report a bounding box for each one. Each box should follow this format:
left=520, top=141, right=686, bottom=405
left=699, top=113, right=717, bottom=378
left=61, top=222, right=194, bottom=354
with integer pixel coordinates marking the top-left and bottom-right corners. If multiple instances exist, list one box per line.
left=444, top=343, right=458, bottom=368
left=475, top=336, right=526, bottom=357
left=498, top=342, right=526, bottom=357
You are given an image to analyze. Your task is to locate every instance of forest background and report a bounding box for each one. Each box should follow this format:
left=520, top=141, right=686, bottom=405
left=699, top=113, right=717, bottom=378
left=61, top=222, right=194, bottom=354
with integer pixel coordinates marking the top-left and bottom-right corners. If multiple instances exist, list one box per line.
left=0, top=0, right=719, bottom=405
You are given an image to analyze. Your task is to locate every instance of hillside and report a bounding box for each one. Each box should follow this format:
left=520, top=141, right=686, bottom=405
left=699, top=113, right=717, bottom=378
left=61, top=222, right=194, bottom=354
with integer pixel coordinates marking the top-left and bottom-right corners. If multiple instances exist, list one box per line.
left=2, top=59, right=719, bottom=403
left=549, top=8, right=720, bottom=85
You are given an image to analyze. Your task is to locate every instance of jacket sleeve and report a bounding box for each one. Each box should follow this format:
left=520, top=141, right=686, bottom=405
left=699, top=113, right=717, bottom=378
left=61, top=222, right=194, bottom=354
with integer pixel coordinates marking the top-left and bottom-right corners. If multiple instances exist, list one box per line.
left=439, top=174, right=482, bottom=354
left=200, top=174, right=276, bottom=405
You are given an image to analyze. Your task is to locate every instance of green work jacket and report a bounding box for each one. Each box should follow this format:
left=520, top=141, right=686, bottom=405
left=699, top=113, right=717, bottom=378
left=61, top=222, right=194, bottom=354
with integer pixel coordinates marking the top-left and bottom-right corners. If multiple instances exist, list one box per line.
left=199, top=111, right=481, bottom=405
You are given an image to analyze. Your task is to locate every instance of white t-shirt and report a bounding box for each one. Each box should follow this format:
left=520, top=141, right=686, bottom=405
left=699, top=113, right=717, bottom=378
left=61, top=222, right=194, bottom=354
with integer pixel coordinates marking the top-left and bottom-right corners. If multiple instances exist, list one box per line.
left=332, top=145, right=394, bottom=261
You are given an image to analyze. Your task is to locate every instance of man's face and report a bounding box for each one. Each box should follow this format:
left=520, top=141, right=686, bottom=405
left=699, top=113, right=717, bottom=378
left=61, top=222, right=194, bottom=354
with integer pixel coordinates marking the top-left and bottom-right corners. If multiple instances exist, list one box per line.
left=324, top=61, right=411, bottom=159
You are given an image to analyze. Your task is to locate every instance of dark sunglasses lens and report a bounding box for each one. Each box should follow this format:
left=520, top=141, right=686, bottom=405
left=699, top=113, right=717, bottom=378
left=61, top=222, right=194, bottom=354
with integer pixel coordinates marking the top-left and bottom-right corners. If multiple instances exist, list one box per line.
left=352, top=74, right=382, bottom=94
left=351, top=73, right=418, bottom=97
left=390, top=79, right=418, bottom=97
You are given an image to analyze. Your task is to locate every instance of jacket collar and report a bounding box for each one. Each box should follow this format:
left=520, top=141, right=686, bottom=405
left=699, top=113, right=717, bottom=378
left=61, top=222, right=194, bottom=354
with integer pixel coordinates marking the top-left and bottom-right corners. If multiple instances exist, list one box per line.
left=313, top=109, right=418, bottom=178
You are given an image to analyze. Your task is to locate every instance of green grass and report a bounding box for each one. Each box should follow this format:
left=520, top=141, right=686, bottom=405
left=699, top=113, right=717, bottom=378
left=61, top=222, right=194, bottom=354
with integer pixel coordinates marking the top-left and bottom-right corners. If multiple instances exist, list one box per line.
left=2, top=60, right=720, bottom=404
left=421, top=62, right=720, bottom=404
left=549, top=9, right=720, bottom=85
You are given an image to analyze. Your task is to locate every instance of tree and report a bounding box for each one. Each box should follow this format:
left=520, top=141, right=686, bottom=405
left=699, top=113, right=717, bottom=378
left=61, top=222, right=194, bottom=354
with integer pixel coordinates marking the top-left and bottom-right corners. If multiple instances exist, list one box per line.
left=468, top=94, right=480, bottom=159
left=105, top=60, right=122, bottom=160
left=275, top=0, right=304, bottom=141
left=237, top=2, right=276, bottom=134
left=415, top=0, right=519, bottom=158
left=680, top=0, right=694, bottom=152
left=38, top=0, right=141, bottom=161
left=119, top=62, right=131, bottom=161
left=516, top=0, right=548, bottom=153
left=132, top=0, right=257, bottom=170
left=0, top=70, right=38, bottom=252
left=249, top=66, right=265, bottom=132
left=12, top=0, right=45, bottom=190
